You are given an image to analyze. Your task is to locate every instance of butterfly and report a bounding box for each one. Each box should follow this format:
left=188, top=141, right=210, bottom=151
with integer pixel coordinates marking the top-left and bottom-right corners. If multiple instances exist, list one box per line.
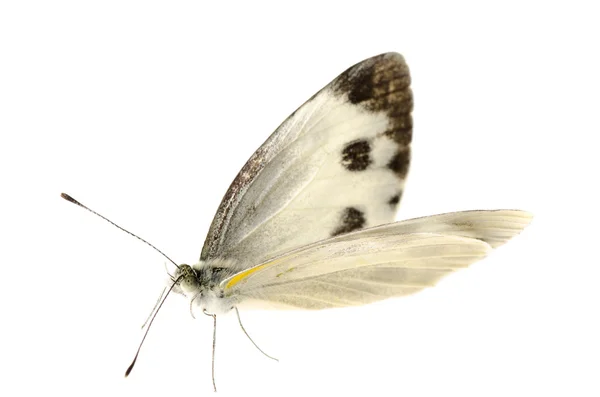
left=62, top=52, right=532, bottom=392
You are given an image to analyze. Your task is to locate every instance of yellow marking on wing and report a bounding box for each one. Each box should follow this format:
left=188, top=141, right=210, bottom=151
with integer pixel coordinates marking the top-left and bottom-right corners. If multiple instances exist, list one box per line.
left=224, top=258, right=286, bottom=290
left=225, top=264, right=268, bottom=289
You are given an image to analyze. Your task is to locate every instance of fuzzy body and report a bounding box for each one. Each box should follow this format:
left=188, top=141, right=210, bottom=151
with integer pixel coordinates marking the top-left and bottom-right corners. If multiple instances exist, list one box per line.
left=173, top=260, right=241, bottom=315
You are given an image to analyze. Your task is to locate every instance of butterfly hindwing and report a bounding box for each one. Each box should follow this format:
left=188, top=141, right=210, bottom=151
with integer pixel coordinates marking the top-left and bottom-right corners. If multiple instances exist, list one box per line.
left=201, top=53, right=413, bottom=265
left=221, top=210, right=532, bottom=309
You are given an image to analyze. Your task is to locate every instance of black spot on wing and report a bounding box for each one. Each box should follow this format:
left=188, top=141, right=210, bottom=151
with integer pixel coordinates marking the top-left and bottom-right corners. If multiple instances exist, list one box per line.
left=341, top=140, right=372, bottom=171
left=388, top=193, right=401, bottom=208
left=387, top=149, right=410, bottom=179
left=332, top=207, right=366, bottom=237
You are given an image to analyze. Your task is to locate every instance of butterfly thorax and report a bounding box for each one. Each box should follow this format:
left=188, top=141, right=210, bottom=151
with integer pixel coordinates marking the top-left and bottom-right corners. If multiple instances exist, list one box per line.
left=173, top=262, right=238, bottom=315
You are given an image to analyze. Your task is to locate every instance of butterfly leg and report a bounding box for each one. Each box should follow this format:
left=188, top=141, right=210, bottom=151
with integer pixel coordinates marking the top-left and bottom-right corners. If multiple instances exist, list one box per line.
left=203, top=310, right=217, bottom=392
left=234, top=307, right=278, bottom=362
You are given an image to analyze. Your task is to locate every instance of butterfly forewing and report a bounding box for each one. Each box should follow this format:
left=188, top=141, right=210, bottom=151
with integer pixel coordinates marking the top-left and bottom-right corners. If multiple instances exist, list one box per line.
left=201, top=53, right=413, bottom=266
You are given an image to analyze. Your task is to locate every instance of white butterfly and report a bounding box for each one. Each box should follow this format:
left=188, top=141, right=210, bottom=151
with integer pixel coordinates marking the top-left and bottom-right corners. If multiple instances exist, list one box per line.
left=63, top=52, right=531, bottom=391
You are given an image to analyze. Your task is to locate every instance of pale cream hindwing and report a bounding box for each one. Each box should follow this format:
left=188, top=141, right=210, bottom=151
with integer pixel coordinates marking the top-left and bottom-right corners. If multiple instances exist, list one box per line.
left=222, top=210, right=532, bottom=309
left=200, top=53, right=413, bottom=265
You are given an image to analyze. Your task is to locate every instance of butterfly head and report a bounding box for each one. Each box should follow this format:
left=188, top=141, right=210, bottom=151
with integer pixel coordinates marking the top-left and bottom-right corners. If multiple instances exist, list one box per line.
left=174, top=263, right=202, bottom=296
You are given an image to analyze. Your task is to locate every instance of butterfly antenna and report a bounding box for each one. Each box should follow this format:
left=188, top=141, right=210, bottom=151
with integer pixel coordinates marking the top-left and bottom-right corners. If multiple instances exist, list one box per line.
left=126, top=276, right=182, bottom=377
left=61, top=193, right=180, bottom=270
left=141, top=286, right=167, bottom=329
left=234, top=307, right=279, bottom=362
left=203, top=310, right=218, bottom=392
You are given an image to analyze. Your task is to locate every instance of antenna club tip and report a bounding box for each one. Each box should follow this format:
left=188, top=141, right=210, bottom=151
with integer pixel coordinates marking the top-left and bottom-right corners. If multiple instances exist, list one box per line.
left=61, top=192, right=78, bottom=203
left=125, top=363, right=135, bottom=378
left=60, top=193, right=83, bottom=207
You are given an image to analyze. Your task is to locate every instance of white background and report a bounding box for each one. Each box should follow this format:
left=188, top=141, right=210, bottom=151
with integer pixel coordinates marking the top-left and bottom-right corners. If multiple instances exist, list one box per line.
left=1, top=1, right=599, bottom=396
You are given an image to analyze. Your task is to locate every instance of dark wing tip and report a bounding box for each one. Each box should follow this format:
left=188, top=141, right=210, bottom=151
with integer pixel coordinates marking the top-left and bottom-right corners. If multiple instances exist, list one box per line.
left=332, top=53, right=413, bottom=147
